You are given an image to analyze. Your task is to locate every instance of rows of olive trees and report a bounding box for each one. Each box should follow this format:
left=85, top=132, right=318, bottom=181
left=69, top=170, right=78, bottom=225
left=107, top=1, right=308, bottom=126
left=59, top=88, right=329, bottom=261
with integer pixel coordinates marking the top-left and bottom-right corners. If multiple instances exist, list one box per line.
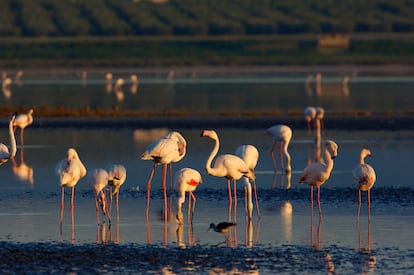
left=0, top=0, right=413, bottom=37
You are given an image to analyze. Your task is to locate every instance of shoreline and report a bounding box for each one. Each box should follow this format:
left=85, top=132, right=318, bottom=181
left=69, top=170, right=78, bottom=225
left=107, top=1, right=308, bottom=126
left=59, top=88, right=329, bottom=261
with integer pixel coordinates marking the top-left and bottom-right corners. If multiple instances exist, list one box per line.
left=26, top=115, right=414, bottom=130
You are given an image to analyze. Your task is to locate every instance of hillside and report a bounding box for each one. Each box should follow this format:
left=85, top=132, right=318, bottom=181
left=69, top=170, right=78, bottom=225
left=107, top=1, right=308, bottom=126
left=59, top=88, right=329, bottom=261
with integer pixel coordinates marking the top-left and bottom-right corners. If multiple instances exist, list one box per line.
left=0, top=0, right=413, bottom=68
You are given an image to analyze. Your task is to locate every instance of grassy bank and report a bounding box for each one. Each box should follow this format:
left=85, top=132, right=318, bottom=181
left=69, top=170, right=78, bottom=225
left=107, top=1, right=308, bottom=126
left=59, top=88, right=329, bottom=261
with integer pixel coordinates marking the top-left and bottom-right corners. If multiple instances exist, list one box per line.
left=0, top=34, right=413, bottom=68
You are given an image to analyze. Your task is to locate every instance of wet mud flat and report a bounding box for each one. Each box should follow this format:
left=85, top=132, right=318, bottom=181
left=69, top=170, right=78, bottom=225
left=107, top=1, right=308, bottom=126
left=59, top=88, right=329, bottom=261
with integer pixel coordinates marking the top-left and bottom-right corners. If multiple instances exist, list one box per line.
left=0, top=241, right=411, bottom=274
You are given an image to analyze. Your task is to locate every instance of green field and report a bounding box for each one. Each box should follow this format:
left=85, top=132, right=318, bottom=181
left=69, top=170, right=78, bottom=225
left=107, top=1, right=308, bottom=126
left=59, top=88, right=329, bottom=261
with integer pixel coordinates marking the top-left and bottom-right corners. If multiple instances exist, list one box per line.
left=0, top=0, right=413, bottom=68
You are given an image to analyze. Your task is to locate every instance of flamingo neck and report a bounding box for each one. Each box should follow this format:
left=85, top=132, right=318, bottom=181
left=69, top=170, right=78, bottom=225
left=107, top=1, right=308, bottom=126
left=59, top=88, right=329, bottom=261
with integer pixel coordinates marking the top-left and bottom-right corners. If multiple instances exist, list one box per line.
left=8, top=117, right=16, bottom=159
left=323, top=149, right=334, bottom=174
left=205, top=135, right=220, bottom=176
left=282, top=141, right=291, bottom=171
left=244, top=177, right=253, bottom=219
left=359, top=154, right=367, bottom=165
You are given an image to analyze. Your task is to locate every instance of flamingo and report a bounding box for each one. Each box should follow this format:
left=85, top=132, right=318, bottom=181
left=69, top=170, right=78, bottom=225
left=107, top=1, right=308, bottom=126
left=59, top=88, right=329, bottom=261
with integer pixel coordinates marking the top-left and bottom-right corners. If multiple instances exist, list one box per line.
left=130, top=74, right=139, bottom=94
left=13, top=109, right=34, bottom=144
left=56, top=148, right=87, bottom=215
left=265, top=124, right=292, bottom=174
left=105, top=72, right=113, bottom=93
left=0, top=112, right=17, bottom=165
left=141, top=131, right=187, bottom=221
left=107, top=164, right=126, bottom=213
left=174, top=167, right=202, bottom=224
left=304, top=106, right=316, bottom=135
left=235, top=144, right=260, bottom=219
left=298, top=140, right=338, bottom=216
left=200, top=130, right=255, bottom=217
left=353, top=148, right=376, bottom=215
left=88, top=168, right=110, bottom=223
left=2, top=77, right=12, bottom=99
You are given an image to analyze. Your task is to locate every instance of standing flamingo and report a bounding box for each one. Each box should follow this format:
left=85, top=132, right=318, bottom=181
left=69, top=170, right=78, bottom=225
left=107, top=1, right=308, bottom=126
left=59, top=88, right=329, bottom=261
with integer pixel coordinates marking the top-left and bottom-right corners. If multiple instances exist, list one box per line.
left=235, top=144, right=260, bottom=219
left=298, top=140, right=338, bottom=216
left=266, top=124, right=292, bottom=174
left=201, top=130, right=254, bottom=220
left=56, top=148, right=87, bottom=222
left=0, top=112, right=17, bottom=165
left=141, top=131, right=187, bottom=221
left=304, top=106, right=316, bottom=135
left=107, top=164, right=126, bottom=213
left=353, top=148, right=376, bottom=218
left=174, top=167, right=202, bottom=224
left=13, top=109, right=34, bottom=144
left=88, top=168, right=110, bottom=223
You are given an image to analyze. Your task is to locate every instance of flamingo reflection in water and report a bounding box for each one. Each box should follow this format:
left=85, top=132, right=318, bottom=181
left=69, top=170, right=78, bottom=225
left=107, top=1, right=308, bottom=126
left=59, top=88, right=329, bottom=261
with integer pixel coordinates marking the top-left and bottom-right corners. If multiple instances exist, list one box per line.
left=11, top=144, right=34, bottom=187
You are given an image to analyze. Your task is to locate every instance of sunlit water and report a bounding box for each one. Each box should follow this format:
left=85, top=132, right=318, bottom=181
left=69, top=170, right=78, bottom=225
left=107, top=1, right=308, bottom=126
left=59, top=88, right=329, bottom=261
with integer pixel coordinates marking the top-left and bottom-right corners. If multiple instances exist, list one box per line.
left=0, top=71, right=413, bottom=273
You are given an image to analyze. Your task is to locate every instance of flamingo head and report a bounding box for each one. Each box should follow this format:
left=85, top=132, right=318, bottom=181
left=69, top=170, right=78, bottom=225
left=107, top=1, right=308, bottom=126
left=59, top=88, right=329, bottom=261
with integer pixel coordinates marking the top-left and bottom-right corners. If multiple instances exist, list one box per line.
left=200, top=130, right=218, bottom=140
left=66, top=148, right=78, bottom=161
left=324, top=140, right=338, bottom=159
left=361, top=148, right=372, bottom=159
left=9, top=112, right=17, bottom=120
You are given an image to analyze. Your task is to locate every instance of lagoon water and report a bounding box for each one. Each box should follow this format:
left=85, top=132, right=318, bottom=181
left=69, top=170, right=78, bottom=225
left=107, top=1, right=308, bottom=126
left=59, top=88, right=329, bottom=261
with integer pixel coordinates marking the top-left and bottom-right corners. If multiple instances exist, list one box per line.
left=0, top=70, right=413, bottom=273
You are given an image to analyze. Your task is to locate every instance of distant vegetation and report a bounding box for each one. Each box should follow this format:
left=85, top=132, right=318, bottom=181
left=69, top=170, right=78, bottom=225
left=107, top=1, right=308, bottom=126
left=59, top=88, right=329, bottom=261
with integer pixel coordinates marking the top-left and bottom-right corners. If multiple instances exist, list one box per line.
left=0, top=0, right=413, bottom=67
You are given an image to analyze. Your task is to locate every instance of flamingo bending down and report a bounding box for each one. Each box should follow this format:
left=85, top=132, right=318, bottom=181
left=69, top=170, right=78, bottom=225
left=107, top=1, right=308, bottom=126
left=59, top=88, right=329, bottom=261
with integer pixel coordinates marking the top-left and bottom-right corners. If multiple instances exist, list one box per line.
left=107, top=164, right=126, bottom=212
left=13, top=109, right=34, bottom=143
left=235, top=144, right=260, bottom=219
left=56, top=148, right=87, bottom=214
left=201, top=130, right=255, bottom=213
left=353, top=148, right=376, bottom=212
left=304, top=106, right=316, bottom=135
left=266, top=124, right=292, bottom=174
left=88, top=168, right=110, bottom=222
left=298, top=140, right=338, bottom=216
left=0, top=112, right=17, bottom=165
left=174, top=167, right=202, bottom=224
left=141, top=131, right=187, bottom=221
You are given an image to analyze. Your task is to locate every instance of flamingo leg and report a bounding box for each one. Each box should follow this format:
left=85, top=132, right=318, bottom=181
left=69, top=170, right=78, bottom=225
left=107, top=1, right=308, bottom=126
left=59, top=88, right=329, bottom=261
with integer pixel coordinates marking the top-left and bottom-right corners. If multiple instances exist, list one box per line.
left=145, top=163, right=157, bottom=218
left=279, top=141, right=284, bottom=173
left=60, top=187, right=65, bottom=224
left=244, top=186, right=248, bottom=219
left=71, top=186, right=75, bottom=209
left=367, top=189, right=371, bottom=223
left=187, top=192, right=191, bottom=224
left=253, top=180, right=260, bottom=218
left=190, top=192, right=196, bottom=222
left=116, top=192, right=119, bottom=214
left=109, top=186, right=113, bottom=214
left=227, top=179, right=232, bottom=221
left=357, top=190, right=362, bottom=222
left=233, top=179, right=237, bottom=223
left=310, top=186, right=314, bottom=208
left=270, top=141, right=278, bottom=172
left=317, top=186, right=322, bottom=217
left=161, top=164, right=168, bottom=222
left=168, top=163, right=173, bottom=191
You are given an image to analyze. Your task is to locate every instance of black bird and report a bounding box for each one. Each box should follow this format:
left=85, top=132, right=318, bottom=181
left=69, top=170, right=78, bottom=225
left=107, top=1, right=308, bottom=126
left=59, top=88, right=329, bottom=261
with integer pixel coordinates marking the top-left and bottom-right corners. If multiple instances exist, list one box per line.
left=209, top=222, right=236, bottom=233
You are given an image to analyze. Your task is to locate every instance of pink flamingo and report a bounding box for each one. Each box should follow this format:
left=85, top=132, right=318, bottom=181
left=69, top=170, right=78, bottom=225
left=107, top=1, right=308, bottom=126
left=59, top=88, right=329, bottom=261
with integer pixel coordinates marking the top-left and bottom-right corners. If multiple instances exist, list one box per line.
left=141, top=131, right=187, bottom=221
left=298, top=140, right=338, bottom=216
left=13, top=109, right=33, bottom=144
left=353, top=148, right=376, bottom=219
left=304, top=106, right=316, bottom=135
left=88, top=168, right=111, bottom=223
left=174, top=167, right=202, bottom=224
left=201, top=130, right=255, bottom=220
left=265, top=124, right=292, bottom=174
left=0, top=112, right=17, bottom=165
left=235, top=144, right=260, bottom=219
left=107, top=164, right=126, bottom=213
left=56, top=148, right=87, bottom=223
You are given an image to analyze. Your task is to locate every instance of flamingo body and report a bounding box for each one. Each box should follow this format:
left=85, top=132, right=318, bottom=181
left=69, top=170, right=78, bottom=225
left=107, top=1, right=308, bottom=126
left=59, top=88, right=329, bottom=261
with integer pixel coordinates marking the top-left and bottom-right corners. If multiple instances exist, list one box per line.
left=353, top=149, right=376, bottom=192
left=107, top=164, right=127, bottom=195
left=266, top=124, right=292, bottom=173
left=88, top=168, right=110, bottom=218
left=0, top=112, right=17, bottom=165
left=56, top=148, right=87, bottom=189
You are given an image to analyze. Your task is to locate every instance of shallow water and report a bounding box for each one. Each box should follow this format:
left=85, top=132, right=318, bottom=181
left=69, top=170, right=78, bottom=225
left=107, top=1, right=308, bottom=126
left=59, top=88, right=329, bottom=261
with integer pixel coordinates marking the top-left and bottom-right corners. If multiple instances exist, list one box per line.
left=0, top=127, right=413, bottom=273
